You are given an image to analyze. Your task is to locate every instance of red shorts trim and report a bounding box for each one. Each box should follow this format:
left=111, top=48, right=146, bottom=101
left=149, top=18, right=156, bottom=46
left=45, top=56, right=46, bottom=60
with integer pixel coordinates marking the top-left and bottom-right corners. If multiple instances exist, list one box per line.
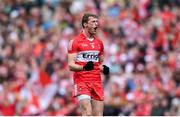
left=73, top=82, right=104, bottom=101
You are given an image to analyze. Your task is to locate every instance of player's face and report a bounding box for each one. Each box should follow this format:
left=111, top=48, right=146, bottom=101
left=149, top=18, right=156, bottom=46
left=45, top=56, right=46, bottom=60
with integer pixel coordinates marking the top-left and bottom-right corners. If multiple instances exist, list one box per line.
left=87, top=17, right=99, bottom=35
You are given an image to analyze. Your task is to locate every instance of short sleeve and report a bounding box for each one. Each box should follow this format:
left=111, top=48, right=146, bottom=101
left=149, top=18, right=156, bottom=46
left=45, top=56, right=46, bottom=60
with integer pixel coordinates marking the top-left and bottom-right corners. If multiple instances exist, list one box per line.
left=68, top=39, right=78, bottom=53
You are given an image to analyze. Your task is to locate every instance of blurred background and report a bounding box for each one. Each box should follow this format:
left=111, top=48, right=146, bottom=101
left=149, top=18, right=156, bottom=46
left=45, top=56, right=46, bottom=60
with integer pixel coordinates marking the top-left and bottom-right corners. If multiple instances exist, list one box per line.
left=0, top=0, right=180, bottom=116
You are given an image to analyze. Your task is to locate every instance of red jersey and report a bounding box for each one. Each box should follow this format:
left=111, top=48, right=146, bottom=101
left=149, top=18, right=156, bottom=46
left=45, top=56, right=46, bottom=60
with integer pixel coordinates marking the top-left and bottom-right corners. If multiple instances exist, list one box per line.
left=68, top=32, right=104, bottom=83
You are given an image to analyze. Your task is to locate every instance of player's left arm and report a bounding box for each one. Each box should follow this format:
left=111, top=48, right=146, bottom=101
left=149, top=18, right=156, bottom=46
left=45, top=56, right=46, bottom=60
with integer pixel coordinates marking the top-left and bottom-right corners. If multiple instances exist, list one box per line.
left=99, top=40, right=110, bottom=75
left=99, top=54, right=104, bottom=72
left=99, top=52, right=110, bottom=75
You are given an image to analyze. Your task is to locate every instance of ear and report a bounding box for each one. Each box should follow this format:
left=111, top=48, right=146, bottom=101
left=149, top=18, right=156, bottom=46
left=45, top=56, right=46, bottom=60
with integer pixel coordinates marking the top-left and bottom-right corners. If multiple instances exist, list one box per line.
left=84, top=23, right=87, bottom=28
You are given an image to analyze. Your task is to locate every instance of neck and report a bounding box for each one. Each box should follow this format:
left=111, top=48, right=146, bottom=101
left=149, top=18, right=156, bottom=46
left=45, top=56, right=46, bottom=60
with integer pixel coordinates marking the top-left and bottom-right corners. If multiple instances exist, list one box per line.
left=83, top=29, right=94, bottom=39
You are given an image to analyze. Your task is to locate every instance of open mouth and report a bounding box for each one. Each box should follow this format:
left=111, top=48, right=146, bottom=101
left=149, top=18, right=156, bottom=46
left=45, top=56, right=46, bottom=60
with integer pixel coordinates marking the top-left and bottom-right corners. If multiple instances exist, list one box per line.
left=94, top=27, right=98, bottom=30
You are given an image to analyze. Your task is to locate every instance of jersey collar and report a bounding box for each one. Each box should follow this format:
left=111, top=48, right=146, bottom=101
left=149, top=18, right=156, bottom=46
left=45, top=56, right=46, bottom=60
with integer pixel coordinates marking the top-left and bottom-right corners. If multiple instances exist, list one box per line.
left=80, top=31, right=96, bottom=41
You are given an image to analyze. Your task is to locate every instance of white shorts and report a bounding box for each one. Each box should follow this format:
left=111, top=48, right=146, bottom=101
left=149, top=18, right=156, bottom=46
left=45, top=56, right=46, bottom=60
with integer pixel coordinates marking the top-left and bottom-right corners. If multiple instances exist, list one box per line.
left=77, top=94, right=91, bottom=101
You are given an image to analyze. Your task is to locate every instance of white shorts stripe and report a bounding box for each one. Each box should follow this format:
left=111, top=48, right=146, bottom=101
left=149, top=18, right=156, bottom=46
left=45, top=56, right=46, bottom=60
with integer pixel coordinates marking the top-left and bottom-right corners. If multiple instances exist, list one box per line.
left=77, top=94, right=91, bottom=101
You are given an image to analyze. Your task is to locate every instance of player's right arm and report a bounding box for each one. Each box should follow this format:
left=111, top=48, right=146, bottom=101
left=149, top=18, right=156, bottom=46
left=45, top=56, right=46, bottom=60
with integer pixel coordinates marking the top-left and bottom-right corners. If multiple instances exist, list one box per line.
left=68, top=39, right=84, bottom=71
left=68, top=39, right=94, bottom=71
left=68, top=53, right=84, bottom=71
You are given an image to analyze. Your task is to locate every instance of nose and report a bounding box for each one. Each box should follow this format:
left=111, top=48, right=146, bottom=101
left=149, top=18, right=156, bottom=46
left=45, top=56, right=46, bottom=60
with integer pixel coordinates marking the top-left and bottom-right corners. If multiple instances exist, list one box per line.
left=95, top=21, right=99, bottom=27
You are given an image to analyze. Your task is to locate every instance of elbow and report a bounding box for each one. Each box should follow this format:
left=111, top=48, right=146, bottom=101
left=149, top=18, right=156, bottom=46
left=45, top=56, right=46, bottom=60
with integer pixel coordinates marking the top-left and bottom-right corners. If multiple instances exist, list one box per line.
left=69, top=67, right=74, bottom=71
left=68, top=64, right=74, bottom=71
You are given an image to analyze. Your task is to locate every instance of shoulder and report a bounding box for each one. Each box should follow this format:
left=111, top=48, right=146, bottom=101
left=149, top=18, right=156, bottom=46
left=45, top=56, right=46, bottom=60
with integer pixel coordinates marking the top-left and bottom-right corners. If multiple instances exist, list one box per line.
left=95, top=37, right=103, bottom=45
left=72, top=34, right=83, bottom=43
left=69, top=34, right=82, bottom=44
left=68, top=34, right=83, bottom=51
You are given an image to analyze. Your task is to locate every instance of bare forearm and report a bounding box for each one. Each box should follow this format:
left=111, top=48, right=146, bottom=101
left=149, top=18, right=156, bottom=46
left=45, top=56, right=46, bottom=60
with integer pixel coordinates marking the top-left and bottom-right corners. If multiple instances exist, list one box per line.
left=68, top=63, right=84, bottom=71
left=68, top=53, right=84, bottom=71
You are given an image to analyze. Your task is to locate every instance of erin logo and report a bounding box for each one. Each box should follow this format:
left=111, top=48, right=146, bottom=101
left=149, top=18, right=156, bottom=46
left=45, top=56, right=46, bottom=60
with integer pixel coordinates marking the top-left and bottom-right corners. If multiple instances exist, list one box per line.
left=76, top=51, right=100, bottom=62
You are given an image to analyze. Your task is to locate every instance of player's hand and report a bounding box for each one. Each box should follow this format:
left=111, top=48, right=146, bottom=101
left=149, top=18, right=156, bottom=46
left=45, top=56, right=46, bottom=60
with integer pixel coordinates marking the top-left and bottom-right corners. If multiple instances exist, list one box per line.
left=83, top=61, right=94, bottom=71
left=103, top=65, right=110, bottom=75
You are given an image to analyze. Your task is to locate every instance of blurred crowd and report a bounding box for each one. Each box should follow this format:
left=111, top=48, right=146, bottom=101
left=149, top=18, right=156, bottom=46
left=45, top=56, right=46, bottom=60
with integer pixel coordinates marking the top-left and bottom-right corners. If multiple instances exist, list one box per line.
left=0, top=0, right=180, bottom=116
